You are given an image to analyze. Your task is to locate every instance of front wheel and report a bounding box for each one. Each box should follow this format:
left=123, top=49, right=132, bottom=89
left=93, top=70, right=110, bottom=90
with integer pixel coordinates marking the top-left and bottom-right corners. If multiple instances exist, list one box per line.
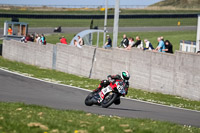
left=101, top=92, right=118, bottom=108
left=85, top=92, right=95, bottom=106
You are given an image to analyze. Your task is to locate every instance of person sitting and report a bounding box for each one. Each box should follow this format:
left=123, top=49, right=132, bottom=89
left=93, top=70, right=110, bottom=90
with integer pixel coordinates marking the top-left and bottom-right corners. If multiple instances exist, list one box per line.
left=143, top=39, right=154, bottom=50
left=162, top=40, right=173, bottom=54
left=132, top=36, right=141, bottom=48
left=125, top=37, right=135, bottom=50
left=104, top=35, right=112, bottom=49
left=74, top=39, right=82, bottom=48
left=154, top=37, right=165, bottom=53
left=25, top=34, right=32, bottom=42
left=78, top=35, right=84, bottom=46
left=60, top=36, right=67, bottom=44
left=35, top=34, right=41, bottom=44
left=120, top=34, right=129, bottom=48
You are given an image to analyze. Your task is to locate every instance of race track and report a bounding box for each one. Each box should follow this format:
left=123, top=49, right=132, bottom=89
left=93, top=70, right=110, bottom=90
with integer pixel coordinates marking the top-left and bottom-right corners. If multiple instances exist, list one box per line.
left=0, top=69, right=200, bottom=127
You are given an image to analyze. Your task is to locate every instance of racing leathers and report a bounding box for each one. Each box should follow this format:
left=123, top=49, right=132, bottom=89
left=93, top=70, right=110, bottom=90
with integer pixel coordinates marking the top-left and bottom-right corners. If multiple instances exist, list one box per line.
left=93, top=74, right=129, bottom=95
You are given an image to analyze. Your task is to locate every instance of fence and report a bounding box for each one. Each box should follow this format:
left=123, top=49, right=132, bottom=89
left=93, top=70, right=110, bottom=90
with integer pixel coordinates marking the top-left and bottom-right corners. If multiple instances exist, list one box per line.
left=2, top=40, right=200, bottom=101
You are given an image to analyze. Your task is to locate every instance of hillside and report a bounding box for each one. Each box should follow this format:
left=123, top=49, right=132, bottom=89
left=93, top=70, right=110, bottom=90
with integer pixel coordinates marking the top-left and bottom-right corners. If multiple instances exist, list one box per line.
left=151, top=0, right=200, bottom=9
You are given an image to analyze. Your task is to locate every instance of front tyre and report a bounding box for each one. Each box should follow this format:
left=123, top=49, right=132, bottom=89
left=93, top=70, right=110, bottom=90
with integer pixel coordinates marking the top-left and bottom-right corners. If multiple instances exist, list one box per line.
left=85, top=92, right=95, bottom=106
left=101, top=92, right=118, bottom=108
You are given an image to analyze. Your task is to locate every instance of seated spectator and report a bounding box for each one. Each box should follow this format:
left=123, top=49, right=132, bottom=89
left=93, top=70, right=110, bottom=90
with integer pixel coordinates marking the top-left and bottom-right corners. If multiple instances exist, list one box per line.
left=154, top=37, right=165, bottom=53
left=125, top=37, right=135, bottom=50
left=162, top=40, right=173, bottom=54
left=60, top=36, right=67, bottom=44
left=143, top=39, right=154, bottom=50
left=21, top=36, right=26, bottom=43
left=160, top=36, right=164, bottom=41
left=78, top=35, right=84, bottom=46
left=120, top=34, right=129, bottom=48
left=25, top=34, right=32, bottom=42
left=35, top=34, right=41, bottom=44
left=41, top=34, right=46, bottom=45
left=74, top=39, right=82, bottom=48
left=132, top=36, right=141, bottom=48
left=30, top=34, right=35, bottom=42
left=104, top=35, right=112, bottom=49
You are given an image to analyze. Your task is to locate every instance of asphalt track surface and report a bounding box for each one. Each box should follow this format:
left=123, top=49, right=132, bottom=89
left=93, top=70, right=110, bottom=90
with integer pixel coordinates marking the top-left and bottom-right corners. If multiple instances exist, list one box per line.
left=0, top=26, right=196, bottom=38
left=0, top=69, right=200, bottom=127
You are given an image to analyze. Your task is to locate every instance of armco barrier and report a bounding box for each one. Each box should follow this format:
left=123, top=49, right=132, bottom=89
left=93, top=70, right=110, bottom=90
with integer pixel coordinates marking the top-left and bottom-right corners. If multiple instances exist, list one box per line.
left=2, top=40, right=200, bottom=101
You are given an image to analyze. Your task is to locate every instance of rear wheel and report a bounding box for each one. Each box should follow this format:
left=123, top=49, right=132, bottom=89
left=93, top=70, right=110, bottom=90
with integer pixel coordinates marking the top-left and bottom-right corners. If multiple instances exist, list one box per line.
left=85, top=92, right=95, bottom=106
left=101, top=92, right=118, bottom=108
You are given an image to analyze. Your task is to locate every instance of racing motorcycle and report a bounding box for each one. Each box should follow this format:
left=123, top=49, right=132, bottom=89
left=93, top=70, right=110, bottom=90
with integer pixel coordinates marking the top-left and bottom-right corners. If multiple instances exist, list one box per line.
left=85, top=81, right=126, bottom=108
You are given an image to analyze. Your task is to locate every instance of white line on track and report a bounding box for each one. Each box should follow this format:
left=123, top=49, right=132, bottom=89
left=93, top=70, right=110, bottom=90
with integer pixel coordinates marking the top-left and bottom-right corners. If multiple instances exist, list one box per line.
left=1, top=67, right=200, bottom=113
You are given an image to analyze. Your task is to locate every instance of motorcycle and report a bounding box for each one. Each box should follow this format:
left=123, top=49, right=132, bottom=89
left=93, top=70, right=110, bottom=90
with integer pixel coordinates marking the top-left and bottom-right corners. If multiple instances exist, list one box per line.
left=85, top=80, right=126, bottom=108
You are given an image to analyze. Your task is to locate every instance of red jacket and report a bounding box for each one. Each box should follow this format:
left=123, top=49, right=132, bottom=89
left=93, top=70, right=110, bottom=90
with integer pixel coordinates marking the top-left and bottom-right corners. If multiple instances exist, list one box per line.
left=60, top=38, right=67, bottom=44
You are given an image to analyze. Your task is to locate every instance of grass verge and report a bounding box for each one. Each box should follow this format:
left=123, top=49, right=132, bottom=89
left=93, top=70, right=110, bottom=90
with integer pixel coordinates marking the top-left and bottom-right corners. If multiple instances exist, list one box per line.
left=1, top=102, right=200, bottom=133
left=0, top=57, right=200, bottom=111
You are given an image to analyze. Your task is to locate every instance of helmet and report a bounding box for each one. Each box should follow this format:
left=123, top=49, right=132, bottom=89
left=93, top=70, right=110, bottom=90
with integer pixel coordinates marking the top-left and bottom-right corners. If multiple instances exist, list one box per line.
left=121, top=71, right=130, bottom=80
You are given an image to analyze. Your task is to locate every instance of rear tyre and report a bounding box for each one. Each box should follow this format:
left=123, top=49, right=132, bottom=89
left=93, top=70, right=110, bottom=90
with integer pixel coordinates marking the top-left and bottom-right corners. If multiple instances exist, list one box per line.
left=85, top=92, right=95, bottom=106
left=101, top=92, right=118, bottom=108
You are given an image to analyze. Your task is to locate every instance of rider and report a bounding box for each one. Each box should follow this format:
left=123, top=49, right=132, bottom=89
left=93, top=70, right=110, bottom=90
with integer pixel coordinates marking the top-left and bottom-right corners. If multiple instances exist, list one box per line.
left=93, top=71, right=130, bottom=104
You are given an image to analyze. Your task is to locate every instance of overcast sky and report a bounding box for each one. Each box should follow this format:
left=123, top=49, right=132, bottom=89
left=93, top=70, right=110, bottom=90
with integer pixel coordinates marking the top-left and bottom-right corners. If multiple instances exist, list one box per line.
left=0, top=0, right=162, bottom=6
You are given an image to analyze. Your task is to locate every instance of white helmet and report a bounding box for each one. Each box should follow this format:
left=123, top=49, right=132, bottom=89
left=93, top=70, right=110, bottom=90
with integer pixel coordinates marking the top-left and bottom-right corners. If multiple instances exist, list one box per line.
left=121, top=71, right=130, bottom=80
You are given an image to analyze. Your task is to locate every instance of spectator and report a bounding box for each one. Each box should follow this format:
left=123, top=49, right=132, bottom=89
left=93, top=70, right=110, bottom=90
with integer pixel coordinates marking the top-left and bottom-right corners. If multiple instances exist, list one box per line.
left=74, top=39, right=82, bottom=48
left=60, top=36, right=67, bottom=44
left=154, top=37, right=165, bottom=53
left=78, top=35, right=84, bottom=46
left=120, top=34, right=129, bottom=48
left=41, top=34, right=46, bottom=45
left=143, top=39, right=154, bottom=50
left=35, top=34, right=41, bottom=44
left=30, top=34, right=35, bottom=42
left=25, top=34, right=32, bottom=42
left=197, top=51, right=200, bottom=54
left=8, top=26, right=12, bottom=35
left=125, top=37, right=135, bottom=50
left=163, top=40, right=173, bottom=54
left=21, top=36, right=26, bottom=43
left=132, top=36, right=141, bottom=48
left=160, top=36, right=164, bottom=41
left=104, top=35, right=112, bottom=49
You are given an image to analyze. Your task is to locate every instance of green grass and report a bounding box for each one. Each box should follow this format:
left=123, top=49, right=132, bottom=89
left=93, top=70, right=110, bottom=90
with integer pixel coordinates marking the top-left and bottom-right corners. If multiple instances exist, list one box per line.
left=0, top=17, right=197, bottom=28
left=1, top=102, right=200, bottom=133
left=0, top=56, right=200, bottom=111
left=46, top=30, right=196, bottom=51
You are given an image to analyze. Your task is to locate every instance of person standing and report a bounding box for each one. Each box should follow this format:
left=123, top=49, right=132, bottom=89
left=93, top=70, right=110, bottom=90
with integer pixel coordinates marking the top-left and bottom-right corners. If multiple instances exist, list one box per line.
left=8, top=26, right=13, bottom=35
left=41, top=34, right=46, bottom=45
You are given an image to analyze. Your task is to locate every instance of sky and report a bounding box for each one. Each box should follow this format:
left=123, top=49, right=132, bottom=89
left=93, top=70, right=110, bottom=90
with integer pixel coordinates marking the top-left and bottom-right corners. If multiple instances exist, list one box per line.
left=0, top=0, right=162, bottom=6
